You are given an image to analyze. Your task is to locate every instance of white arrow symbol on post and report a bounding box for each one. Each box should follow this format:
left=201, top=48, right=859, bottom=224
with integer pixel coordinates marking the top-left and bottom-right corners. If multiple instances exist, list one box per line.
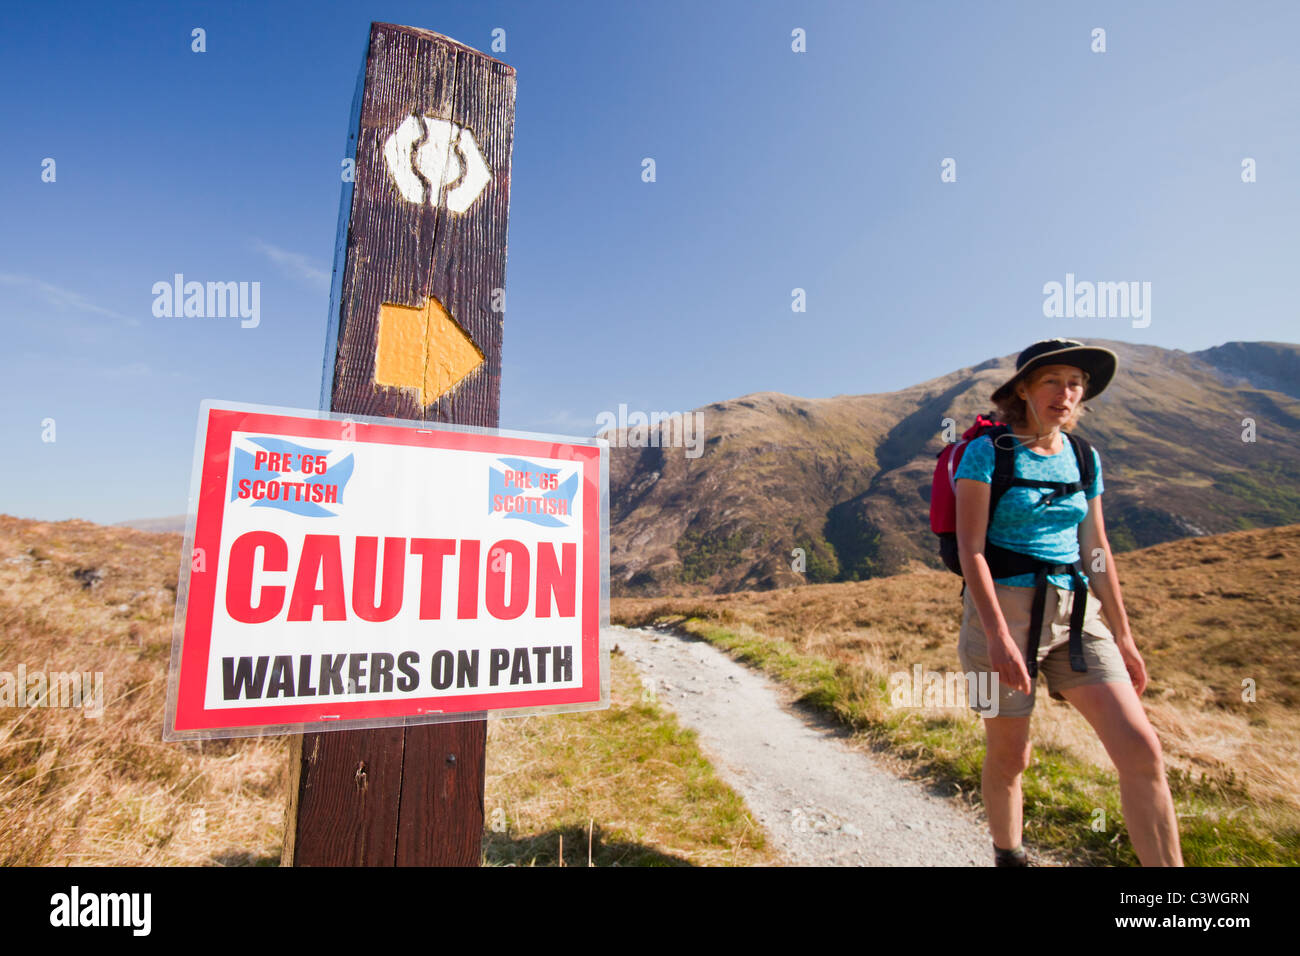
left=383, top=116, right=493, bottom=214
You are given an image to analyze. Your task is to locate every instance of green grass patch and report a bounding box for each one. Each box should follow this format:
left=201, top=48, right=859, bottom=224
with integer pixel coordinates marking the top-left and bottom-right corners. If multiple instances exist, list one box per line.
left=1211, top=462, right=1300, bottom=526
left=481, top=650, right=772, bottom=867
left=675, top=528, right=751, bottom=584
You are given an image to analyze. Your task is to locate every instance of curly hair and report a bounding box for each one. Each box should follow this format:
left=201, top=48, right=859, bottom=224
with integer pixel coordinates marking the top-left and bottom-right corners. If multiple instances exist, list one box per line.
left=992, top=365, right=1090, bottom=434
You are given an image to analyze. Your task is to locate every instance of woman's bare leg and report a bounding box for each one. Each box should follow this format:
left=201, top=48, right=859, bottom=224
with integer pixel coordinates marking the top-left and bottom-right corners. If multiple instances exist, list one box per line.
left=1059, top=681, right=1183, bottom=866
left=982, top=715, right=1033, bottom=850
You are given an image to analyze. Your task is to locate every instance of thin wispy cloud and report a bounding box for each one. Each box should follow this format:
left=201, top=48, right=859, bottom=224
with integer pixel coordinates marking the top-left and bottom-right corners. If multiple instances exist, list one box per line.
left=250, top=240, right=330, bottom=288
left=0, top=272, right=138, bottom=324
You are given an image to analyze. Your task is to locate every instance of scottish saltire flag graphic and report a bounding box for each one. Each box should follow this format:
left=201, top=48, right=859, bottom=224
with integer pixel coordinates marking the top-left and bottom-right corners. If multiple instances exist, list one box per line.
left=229, top=436, right=355, bottom=518
left=488, top=456, right=578, bottom=528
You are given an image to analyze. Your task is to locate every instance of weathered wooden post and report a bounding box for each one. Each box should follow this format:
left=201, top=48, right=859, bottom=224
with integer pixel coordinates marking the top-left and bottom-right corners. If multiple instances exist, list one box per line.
left=284, top=22, right=516, bottom=866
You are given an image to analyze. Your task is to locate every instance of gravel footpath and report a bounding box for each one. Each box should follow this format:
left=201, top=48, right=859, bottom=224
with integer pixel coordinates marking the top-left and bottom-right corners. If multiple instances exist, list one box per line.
left=609, top=624, right=996, bottom=866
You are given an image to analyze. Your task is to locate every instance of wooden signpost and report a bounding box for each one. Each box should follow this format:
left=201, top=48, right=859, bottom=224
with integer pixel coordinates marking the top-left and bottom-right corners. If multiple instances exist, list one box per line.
left=284, top=22, right=516, bottom=867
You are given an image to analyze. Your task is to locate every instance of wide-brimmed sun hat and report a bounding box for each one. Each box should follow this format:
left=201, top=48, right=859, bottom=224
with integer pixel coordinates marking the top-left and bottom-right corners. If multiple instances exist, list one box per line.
left=990, top=338, right=1119, bottom=404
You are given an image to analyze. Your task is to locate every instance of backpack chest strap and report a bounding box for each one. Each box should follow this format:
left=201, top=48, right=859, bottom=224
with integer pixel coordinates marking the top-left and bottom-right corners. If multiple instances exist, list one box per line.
left=997, top=477, right=1086, bottom=508
left=987, top=427, right=1095, bottom=524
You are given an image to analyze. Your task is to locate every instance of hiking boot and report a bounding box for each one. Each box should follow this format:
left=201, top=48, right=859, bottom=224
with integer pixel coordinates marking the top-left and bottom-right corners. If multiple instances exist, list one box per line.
left=994, top=843, right=1032, bottom=867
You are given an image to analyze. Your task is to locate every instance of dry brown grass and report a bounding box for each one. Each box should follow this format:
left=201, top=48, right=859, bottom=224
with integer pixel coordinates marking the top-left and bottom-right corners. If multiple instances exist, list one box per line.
left=0, top=516, right=287, bottom=865
left=0, top=514, right=769, bottom=867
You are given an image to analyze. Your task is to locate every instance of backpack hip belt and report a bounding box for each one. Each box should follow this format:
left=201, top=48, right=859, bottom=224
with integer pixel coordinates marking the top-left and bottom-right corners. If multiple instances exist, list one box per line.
left=982, top=541, right=1090, bottom=676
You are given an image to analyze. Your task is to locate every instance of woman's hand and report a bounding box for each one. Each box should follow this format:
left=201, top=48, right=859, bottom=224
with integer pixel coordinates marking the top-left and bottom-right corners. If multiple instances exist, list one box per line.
left=1117, top=637, right=1148, bottom=696
left=987, top=630, right=1032, bottom=696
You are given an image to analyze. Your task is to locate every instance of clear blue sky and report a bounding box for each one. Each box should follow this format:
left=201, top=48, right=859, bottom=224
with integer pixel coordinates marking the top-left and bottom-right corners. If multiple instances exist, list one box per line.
left=3, top=0, right=1297, bottom=523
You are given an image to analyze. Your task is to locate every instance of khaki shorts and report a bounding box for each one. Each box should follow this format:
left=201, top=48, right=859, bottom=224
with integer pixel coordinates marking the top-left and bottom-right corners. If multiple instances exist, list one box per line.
left=957, top=582, right=1131, bottom=718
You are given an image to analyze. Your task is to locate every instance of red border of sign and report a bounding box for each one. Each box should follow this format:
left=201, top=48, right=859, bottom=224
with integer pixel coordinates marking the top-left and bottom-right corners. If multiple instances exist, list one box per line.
left=172, top=407, right=602, bottom=732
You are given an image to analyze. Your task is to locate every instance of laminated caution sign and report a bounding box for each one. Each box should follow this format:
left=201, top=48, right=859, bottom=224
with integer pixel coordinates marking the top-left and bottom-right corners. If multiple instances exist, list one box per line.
left=164, top=401, right=609, bottom=740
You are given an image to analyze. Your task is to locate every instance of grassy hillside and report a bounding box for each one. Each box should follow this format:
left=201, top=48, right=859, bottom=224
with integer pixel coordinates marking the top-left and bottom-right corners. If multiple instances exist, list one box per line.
left=0, top=515, right=772, bottom=867
left=614, top=523, right=1300, bottom=865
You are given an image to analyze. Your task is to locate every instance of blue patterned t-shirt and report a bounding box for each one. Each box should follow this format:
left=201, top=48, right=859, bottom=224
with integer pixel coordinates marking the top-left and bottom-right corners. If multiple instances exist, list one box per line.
left=953, top=432, right=1103, bottom=590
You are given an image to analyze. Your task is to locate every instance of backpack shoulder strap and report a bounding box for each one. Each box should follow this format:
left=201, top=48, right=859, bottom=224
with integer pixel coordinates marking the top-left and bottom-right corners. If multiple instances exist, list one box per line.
left=988, top=425, right=1016, bottom=524
left=1065, top=433, right=1096, bottom=493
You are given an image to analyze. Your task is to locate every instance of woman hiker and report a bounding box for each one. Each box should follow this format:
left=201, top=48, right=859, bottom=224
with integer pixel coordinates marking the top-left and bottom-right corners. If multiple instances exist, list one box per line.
left=953, top=338, right=1183, bottom=866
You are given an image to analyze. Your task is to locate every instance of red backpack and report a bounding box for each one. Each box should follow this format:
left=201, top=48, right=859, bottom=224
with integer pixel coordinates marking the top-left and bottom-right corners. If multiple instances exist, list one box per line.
left=929, top=414, right=1003, bottom=574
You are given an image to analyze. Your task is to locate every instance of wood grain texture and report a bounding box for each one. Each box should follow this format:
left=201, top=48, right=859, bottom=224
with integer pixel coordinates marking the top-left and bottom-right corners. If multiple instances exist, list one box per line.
left=291, top=21, right=515, bottom=867
left=322, top=22, right=515, bottom=426
left=395, top=719, right=489, bottom=866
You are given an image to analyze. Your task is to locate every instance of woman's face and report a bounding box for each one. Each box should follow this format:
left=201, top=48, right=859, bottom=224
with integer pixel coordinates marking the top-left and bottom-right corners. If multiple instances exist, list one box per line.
left=1018, top=363, right=1088, bottom=427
